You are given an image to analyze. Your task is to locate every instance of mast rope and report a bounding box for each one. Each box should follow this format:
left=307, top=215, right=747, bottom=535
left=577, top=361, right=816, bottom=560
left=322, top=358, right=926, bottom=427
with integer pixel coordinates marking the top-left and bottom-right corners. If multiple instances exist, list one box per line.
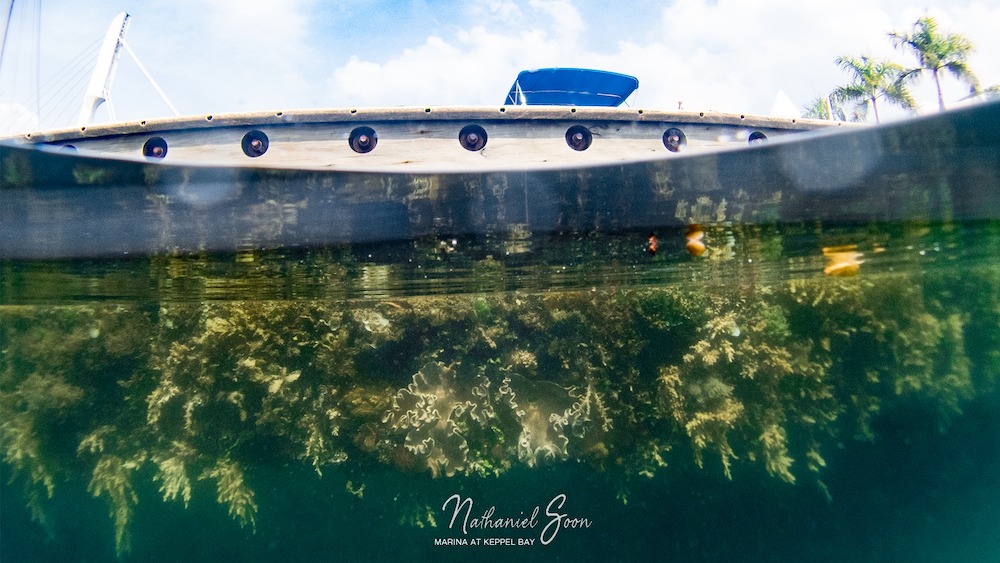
left=16, top=38, right=100, bottom=129
left=120, top=38, right=179, bottom=116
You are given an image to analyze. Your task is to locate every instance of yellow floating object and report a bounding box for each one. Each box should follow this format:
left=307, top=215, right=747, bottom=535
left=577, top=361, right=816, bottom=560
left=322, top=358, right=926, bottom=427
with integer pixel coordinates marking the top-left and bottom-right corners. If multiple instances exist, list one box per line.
left=822, top=245, right=864, bottom=277
left=685, top=225, right=706, bottom=256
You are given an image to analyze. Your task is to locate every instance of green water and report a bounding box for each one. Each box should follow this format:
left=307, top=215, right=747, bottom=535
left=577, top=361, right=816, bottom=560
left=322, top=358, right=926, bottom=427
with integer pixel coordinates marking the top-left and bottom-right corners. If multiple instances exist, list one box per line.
left=2, top=221, right=999, bottom=562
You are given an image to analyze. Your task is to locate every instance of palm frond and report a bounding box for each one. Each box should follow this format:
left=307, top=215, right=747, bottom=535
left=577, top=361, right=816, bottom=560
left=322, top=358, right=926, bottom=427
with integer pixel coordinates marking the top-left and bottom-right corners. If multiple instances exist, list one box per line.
left=943, top=61, right=980, bottom=93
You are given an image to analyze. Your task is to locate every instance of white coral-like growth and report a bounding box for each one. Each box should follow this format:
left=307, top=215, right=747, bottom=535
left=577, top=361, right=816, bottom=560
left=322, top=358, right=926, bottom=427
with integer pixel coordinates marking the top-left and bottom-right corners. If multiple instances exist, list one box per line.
left=385, top=364, right=610, bottom=474
left=383, top=362, right=493, bottom=477
left=499, top=375, right=580, bottom=467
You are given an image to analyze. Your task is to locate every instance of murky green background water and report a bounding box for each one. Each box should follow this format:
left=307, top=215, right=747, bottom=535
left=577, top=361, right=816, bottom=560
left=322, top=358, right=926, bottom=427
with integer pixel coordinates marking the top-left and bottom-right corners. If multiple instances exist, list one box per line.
left=2, top=220, right=999, bottom=562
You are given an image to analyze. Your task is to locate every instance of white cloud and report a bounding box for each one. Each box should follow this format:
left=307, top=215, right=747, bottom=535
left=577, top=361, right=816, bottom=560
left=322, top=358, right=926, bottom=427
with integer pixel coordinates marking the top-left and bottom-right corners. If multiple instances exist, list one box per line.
left=469, top=1, right=525, bottom=22
left=528, top=0, right=585, bottom=45
left=326, top=2, right=594, bottom=107
left=641, top=0, right=906, bottom=113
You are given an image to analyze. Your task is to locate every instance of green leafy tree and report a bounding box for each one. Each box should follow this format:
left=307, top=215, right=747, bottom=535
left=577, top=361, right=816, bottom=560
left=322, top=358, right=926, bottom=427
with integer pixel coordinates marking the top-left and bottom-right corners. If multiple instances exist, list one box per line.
left=889, top=16, right=979, bottom=111
left=831, top=55, right=915, bottom=124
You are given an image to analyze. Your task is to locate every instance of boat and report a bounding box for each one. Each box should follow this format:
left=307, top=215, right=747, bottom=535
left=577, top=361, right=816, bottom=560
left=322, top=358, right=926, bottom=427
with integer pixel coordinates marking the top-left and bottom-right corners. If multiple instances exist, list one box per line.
left=1, top=12, right=998, bottom=259
left=2, top=69, right=848, bottom=174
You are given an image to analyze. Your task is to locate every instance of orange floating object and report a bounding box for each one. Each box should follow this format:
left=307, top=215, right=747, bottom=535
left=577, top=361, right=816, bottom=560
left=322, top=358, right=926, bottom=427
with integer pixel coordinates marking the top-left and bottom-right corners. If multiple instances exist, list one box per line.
left=822, top=245, right=864, bottom=277
left=685, top=225, right=706, bottom=256
left=646, top=233, right=658, bottom=255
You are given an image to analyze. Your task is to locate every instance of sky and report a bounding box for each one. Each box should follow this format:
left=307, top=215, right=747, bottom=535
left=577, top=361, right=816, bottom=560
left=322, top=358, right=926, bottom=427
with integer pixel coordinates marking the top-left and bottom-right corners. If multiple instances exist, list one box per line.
left=1, top=0, right=998, bottom=134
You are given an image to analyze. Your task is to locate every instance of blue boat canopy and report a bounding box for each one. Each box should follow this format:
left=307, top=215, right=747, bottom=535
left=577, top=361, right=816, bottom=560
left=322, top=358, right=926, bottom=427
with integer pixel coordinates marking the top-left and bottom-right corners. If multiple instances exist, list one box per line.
left=504, top=68, right=639, bottom=107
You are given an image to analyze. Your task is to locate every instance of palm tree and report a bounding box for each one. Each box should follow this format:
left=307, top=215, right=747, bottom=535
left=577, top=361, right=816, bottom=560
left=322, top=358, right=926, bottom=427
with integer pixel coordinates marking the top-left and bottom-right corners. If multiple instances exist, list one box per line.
left=831, top=55, right=915, bottom=124
left=889, top=16, right=979, bottom=111
left=803, top=95, right=851, bottom=121
left=802, top=96, right=847, bottom=121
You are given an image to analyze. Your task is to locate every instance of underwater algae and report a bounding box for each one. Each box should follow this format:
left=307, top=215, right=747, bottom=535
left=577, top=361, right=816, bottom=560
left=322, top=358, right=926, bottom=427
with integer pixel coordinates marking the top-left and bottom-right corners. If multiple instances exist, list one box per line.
left=1, top=256, right=998, bottom=556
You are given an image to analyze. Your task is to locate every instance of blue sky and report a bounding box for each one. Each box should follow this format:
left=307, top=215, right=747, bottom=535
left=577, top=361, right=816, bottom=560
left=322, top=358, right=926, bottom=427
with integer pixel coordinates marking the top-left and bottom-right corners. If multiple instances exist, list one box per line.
left=1, top=0, right=997, bottom=133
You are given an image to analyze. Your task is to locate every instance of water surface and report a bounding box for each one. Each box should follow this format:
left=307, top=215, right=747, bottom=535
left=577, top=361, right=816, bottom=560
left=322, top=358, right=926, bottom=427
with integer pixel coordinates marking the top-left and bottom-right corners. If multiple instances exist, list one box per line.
left=3, top=220, right=999, bottom=561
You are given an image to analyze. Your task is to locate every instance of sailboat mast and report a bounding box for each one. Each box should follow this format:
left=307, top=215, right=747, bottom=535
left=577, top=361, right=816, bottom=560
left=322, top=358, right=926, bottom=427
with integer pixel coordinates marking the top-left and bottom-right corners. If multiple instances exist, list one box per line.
left=77, top=11, right=128, bottom=126
left=0, top=0, right=16, bottom=72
